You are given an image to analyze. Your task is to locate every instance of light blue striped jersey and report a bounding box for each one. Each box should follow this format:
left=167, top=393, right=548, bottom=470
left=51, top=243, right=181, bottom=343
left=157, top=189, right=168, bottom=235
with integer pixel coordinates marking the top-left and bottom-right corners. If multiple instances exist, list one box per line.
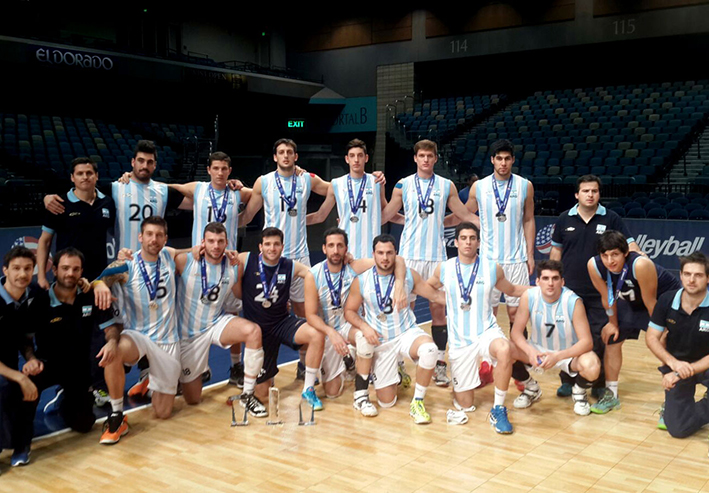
left=357, top=267, right=417, bottom=342
left=475, top=173, right=529, bottom=263
left=310, top=260, right=357, bottom=332
left=440, top=257, right=500, bottom=349
left=331, top=173, right=381, bottom=258
left=399, top=173, right=451, bottom=261
left=261, top=171, right=312, bottom=258
left=122, top=249, right=178, bottom=344
left=177, top=253, right=239, bottom=339
left=191, top=182, right=241, bottom=248
left=112, top=179, right=169, bottom=251
left=527, top=286, right=580, bottom=352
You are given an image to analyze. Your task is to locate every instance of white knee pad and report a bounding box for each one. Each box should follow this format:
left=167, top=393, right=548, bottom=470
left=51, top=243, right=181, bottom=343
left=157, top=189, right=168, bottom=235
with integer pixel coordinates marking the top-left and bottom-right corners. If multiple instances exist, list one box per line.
left=243, top=347, right=264, bottom=377
left=417, top=342, right=438, bottom=370
left=378, top=395, right=397, bottom=408
left=355, top=331, right=374, bottom=359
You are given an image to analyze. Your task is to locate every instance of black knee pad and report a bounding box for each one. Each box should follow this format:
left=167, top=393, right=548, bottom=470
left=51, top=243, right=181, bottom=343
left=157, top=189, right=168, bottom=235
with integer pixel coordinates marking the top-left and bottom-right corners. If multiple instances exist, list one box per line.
left=431, top=325, right=447, bottom=352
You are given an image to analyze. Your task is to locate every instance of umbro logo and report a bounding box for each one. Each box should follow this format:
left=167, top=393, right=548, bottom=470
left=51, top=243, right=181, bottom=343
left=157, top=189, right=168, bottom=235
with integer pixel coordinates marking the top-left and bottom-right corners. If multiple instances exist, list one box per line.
left=565, top=227, right=575, bottom=232
left=70, top=212, right=81, bottom=217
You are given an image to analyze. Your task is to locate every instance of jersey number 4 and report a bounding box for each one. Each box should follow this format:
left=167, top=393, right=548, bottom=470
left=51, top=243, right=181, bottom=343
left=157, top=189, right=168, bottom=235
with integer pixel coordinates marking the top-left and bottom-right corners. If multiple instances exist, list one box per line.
left=255, top=285, right=279, bottom=304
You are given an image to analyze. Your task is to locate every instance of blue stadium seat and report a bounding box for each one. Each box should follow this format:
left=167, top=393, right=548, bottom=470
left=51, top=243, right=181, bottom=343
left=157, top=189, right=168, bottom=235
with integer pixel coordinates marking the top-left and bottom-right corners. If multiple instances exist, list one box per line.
left=668, top=209, right=689, bottom=220
left=646, top=208, right=667, bottom=219
left=626, top=208, right=646, bottom=218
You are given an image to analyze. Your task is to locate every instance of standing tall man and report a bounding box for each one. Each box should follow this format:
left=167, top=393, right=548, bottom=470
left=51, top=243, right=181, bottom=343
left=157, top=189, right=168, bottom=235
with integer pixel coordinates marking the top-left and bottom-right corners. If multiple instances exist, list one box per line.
left=587, top=230, right=680, bottom=414
left=550, top=175, right=640, bottom=397
left=344, top=234, right=446, bottom=424
left=382, top=139, right=479, bottom=386
left=466, top=139, right=535, bottom=392
left=645, top=252, right=709, bottom=440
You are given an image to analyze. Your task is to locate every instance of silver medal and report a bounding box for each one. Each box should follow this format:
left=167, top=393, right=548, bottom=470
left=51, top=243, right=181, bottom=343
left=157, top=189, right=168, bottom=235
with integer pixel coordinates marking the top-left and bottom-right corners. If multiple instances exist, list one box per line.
left=419, top=211, right=429, bottom=219
left=149, top=300, right=158, bottom=309
left=605, top=308, right=614, bottom=316
left=377, top=313, right=387, bottom=322
left=461, top=303, right=471, bottom=312
left=350, top=216, right=359, bottom=223
left=496, top=213, right=507, bottom=222
left=288, top=208, right=298, bottom=217
left=262, top=300, right=272, bottom=308
left=201, top=296, right=210, bottom=304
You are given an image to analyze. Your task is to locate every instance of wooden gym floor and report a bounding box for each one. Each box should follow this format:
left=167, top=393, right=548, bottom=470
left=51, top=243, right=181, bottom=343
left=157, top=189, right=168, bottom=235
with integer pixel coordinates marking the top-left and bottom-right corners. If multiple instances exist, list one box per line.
left=1, top=312, right=708, bottom=492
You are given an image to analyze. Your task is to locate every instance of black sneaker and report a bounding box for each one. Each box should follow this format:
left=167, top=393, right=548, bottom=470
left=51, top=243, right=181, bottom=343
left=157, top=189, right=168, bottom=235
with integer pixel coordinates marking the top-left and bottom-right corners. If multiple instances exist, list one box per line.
left=202, top=367, right=212, bottom=383
left=239, top=392, right=268, bottom=418
left=296, top=361, right=305, bottom=380
left=229, top=362, right=244, bottom=388
left=343, top=354, right=356, bottom=372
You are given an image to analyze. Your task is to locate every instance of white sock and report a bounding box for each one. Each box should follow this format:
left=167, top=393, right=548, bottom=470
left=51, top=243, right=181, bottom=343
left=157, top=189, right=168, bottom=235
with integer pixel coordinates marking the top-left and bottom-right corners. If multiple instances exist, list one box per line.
left=493, top=387, right=507, bottom=407
left=437, top=350, right=446, bottom=362
left=303, top=367, right=318, bottom=390
left=110, top=397, right=124, bottom=413
left=607, top=381, right=619, bottom=398
left=413, top=383, right=427, bottom=400
left=230, top=353, right=241, bottom=366
left=572, top=383, right=585, bottom=395
left=243, top=376, right=256, bottom=394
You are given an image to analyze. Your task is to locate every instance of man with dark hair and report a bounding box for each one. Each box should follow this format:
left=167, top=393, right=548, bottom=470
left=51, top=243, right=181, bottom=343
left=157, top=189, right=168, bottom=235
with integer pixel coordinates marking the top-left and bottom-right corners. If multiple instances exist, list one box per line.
left=234, top=227, right=326, bottom=409
left=426, top=222, right=530, bottom=433
left=304, top=227, right=406, bottom=416
left=466, top=139, right=536, bottom=402
left=0, top=247, right=44, bottom=467
left=587, top=230, right=681, bottom=414
left=550, top=174, right=640, bottom=399
left=344, top=234, right=445, bottom=424
left=646, top=252, right=709, bottom=441
left=511, top=259, right=601, bottom=416
left=382, top=139, right=479, bottom=387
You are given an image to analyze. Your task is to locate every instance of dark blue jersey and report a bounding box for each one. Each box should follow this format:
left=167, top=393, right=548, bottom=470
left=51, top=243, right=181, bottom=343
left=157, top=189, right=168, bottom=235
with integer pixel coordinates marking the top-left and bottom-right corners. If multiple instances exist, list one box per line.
left=593, top=251, right=681, bottom=313
left=242, top=252, right=294, bottom=330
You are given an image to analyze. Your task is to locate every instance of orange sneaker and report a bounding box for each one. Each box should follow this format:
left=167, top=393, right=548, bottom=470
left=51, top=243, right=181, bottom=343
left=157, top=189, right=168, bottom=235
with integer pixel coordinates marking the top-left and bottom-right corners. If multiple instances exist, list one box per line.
left=100, top=412, right=129, bottom=445
left=128, top=375, right=150, bottom=397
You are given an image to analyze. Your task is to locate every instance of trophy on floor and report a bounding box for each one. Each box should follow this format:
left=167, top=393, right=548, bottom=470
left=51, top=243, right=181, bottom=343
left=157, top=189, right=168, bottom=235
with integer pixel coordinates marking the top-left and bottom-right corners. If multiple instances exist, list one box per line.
left=266, top=387, right=284, bottom=425
left=227, top=394, right=249, bottom=427
left=298, top=396, right=316, bottom=426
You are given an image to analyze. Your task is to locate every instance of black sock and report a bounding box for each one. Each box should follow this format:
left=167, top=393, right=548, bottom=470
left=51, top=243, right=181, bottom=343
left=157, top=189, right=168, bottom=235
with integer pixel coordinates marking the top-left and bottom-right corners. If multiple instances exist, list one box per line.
left=431, top=325, right=447, bottom=353
left=355, top=374, right=369, bottom=392
left=512, top=360, right=530, bottom=381
left=559, top=371, right=575, bottom=385
left=575, top=374, right=594, bottom=389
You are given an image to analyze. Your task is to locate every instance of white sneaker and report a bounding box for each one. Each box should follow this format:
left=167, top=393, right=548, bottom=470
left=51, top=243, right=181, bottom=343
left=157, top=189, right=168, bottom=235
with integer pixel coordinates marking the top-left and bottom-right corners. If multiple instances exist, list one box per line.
left=513, top=386, right=542, bottom=409
left=572, top=391, right=591, bottom=416
left=353, top=397, right=378, bottom=417
left=433, top=362, right=451, bottom=387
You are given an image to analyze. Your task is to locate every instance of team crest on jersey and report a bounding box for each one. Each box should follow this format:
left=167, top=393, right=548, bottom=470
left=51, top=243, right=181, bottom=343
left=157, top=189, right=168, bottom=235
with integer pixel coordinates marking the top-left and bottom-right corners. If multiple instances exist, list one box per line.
left=82, top=305, right=93, bottom=317
left=102, top=208, right=110, bottom=218
left=277, top=274, right=286, bottom=284
left=699, top=320, right=709, bottom=332
left=596, top=224, right=607, bottom=234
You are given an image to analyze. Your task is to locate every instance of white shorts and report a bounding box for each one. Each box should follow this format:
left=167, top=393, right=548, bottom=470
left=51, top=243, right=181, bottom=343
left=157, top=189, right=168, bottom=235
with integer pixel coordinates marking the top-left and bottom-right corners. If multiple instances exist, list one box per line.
left=222, top=292, right=243, bottom=314
left=290, top=255, right=311, bottom=303
left=490, top=261, right=529, bottom=308
left=449, top=327, right=507, bottom=392
left=122, top=330, right=181, bottom=395
left=530, top=342, right=578, bottom=377
left=404, top=259, right=440, bottom=303
left=371, top=327, right=428, bottom=390
left=179, top=314, right=234, bottom=383
left=320, top=324, right=353, bottom=383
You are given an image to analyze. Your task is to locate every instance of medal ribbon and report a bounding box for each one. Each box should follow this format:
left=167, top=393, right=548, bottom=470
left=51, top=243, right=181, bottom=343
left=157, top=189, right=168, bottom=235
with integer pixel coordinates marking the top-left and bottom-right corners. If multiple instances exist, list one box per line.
left=493, top=175, right=513, bottom=216
left=200, top=256, right=227, bottom=298
left=258, top=254, right=282, bottom=300
left=414, top=174, right=435, bottom=212
left=208, top=184, right=230, bottom=223
left=346, top=174, right=367, bottom=217
left=323, top=262, right=343, bottom=308
left=274, top=173, right=297, bottom=210
left=136, top=252, right=161, bottom=302
left=456, top=257, right=480, bottom=304
left=606, top=263, right=629, bottom=309
left=373, top=267, right=395, bottom=314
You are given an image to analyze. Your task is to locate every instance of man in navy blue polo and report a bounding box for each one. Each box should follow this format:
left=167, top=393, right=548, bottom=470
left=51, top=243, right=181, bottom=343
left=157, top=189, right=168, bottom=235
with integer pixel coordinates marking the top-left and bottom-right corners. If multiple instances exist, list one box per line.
left=550, top=175, right=640, bottom=397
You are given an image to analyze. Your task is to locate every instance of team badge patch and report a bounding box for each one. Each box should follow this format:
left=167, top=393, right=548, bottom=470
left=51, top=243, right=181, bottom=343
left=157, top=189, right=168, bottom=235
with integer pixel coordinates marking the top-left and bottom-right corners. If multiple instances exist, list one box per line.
left=596, top=224, right=607, bottom=234
left=699, top=320, right=709, bottom=332
left=82, top=305, right=93, bottom=317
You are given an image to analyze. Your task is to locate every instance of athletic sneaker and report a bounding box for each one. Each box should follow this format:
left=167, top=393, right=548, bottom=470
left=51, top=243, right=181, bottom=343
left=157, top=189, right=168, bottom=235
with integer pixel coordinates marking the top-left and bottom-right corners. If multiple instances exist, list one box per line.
left=128, top=375, right=150, bottom=398
left=353, top=396, right=378, bottom=417
left=93, top=389, right=110, bottom=407
left=513, top=385, right=542, bottom=409
left=591, top=386, right=606, bottom=400
left=44, top=387, right=64, bottom=414
left=409, top=399, right=432, bottom=424
left=202, top=367, right=212, bottom=383
left=590, top=390, right=621, bottom=414
left=657, top=403, right=667, bottom=431
left=477, top=361, right=494, bottom=389
left=398, top=361, right=411, bottom=389
left=239, top=392, right=268, bottom=418
left=489, top=405, right=513, bottom=434
left=572, top=390, right=591, bottom=416
left=557, top=382, right=573, bottom=397
left=301, top=386, right=323, bottom=411
left=296, top=361, right=306, bottom=380
left=229, top=362, right=244, bottom=388
left=100, top=412, right=129, bottom=445
left=11, top=447, right=30, bottom=467
left=433, top=361, right=451, bottom=387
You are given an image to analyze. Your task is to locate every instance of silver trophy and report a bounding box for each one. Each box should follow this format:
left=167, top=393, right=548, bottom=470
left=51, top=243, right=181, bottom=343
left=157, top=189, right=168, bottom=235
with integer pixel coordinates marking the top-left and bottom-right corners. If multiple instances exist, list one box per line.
left=298, top=397, right=317, bottom=426
left=227, top=395, right=249, bottom=427
left=266, top=387, right=284, bottom=425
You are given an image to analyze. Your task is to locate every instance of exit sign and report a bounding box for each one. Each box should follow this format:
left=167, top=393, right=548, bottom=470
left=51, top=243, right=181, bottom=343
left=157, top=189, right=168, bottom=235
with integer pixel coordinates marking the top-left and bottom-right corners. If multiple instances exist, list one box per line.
left=288, top=120, right=305, bottom=128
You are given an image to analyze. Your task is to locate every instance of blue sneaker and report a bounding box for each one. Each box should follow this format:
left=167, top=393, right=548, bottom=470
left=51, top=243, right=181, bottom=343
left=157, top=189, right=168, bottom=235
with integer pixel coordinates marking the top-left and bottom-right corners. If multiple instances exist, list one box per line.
left=43, top=387, right=64, bottom=414
left=489, top=405, right=514, bottom=434
left=11, top=447, right=30, bottom=467
left=557, top=382, right=573, bottom=397
left=301, top=386, right=323, bottom=411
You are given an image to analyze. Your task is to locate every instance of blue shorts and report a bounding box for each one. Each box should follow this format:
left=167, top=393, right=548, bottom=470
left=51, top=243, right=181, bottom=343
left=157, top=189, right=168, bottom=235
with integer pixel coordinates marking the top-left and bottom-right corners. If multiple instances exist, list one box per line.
left=257, top=315, right=306, bottom=384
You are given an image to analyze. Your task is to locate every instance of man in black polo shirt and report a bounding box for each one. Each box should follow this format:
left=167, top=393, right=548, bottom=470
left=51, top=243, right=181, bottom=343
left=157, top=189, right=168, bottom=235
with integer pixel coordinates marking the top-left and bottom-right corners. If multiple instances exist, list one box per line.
left=37, top=157, right=116, bottom=285
left=0, top=247, right=45, bottom=468
left=550, top=175, right=640, bottom=397
left=646, top=252, right=709, bottom=441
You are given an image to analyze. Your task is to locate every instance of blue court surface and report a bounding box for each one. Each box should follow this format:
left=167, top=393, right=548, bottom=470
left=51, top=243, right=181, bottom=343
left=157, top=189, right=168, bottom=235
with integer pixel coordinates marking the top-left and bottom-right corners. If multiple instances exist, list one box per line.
left=34, top=297, right=433, bottom=438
